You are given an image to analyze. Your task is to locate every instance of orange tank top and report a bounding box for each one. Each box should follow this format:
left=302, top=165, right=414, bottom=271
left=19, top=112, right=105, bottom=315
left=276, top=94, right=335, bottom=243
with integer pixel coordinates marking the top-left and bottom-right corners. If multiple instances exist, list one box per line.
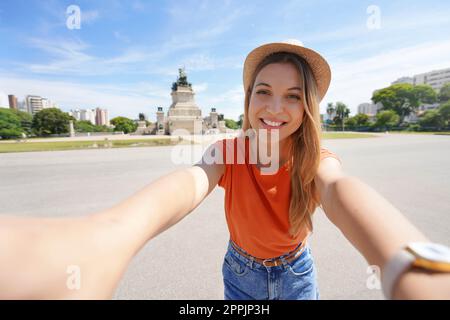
left=217, top=136, right=342, bottom=259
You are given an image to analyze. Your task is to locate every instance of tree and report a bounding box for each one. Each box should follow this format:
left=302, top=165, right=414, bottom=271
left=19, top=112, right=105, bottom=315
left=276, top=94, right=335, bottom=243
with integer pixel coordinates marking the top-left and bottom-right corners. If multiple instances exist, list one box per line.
left=326, top=102, right=334, bottom=117
left=0, top=108, right=24, bottom=139
left=74, top=120, right=113, bottom=133
left=31, top=108, right=72, bottom=136
left=9, top=109, right=33, bottom=135
left=353, top=113, right=370, bottom=126
left=333, top=102, right=350, bottom=131
left=414, top=84, right=437, bottom=105
left=374, top=110, right=400, bottom=131
left=74, top=120, right=96, bottom=133
left=372, top=83, right=437, bottom=124
left=237, top=114, right=244, bottom=128
left=325, top=102, right=334, bottom=124
left=438, top=101, right=450, bottom=123
left=438, top=82, right=450, bottom=103
left=224, top=119, right=239, bottom=129
left=418, top=110, right=445, bottom=130
left=110, top=116, right=138, bottom=134
left=344, top=117, right=357, bottom=127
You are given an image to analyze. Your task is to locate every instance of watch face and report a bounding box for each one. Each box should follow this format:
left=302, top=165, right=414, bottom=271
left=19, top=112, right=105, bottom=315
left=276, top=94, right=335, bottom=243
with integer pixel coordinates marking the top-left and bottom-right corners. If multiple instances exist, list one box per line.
left=408, top=242, right=450, bottom=263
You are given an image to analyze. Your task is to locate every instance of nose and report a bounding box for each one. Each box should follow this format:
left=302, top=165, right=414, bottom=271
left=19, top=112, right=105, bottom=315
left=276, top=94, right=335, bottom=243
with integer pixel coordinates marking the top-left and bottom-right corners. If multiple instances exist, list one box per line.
left=266, top=97, right=283, bottom=114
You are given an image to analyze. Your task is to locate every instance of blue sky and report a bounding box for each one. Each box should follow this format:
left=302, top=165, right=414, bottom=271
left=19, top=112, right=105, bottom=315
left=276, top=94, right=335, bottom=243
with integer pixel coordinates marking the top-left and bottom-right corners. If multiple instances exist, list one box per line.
left=1, top=0, right=450, bottom=122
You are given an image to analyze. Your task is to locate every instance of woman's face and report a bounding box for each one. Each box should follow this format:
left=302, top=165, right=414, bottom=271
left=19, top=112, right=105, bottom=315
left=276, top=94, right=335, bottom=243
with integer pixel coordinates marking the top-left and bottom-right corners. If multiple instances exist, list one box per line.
left=248, top=62, right=305, bottom=143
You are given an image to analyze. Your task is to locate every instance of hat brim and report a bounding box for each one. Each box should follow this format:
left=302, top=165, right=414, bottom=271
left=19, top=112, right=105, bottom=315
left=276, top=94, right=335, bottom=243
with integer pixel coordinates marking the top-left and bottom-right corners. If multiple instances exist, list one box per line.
left=243, top=42, right=331, bottom=102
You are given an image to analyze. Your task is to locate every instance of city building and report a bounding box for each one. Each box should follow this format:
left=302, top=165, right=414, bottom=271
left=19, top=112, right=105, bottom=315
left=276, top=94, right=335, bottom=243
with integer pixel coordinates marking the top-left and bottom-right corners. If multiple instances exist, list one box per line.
left=25, top=95, right=57, bottom=115
left=68, top=108, right=110, bottom=126
left=8, top=95, right=18, bottom=110
left=25, top=95, right=44, bottom=115
left=414, top=68, right=450, bottom=91
left=69, top=109, right=82, bottom=121
left=357, top=102, right=383, bottom=122
left=391, top=77, right=414, bottom=85
left=95, top=108, right=110, bottom=126
left=17, top=100, right=27, bottom=113
left=80, top=109, right=96, bottom=124
left=392, top=67, right=450, bottom=91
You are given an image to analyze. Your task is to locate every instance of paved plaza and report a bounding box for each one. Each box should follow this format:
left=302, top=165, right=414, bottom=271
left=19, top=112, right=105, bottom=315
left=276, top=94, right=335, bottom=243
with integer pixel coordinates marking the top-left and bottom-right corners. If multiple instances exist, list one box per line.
left=0, top=133, right=449, bottom=299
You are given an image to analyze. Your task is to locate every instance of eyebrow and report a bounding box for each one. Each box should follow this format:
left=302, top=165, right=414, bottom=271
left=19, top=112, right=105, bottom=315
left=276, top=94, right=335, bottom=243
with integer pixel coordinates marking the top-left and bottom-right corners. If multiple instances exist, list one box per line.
left=255, top=82, right=302, bottom=91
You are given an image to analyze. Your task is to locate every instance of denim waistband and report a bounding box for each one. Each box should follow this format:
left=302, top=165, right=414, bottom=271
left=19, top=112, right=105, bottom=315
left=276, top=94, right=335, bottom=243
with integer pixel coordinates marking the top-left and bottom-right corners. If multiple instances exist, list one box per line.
left=226, top=239, right=309, bottom=271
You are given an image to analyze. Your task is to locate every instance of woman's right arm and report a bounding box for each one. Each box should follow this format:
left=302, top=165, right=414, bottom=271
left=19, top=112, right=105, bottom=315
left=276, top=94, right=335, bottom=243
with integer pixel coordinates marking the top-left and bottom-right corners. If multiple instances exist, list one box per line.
left=0, top=141, right=225, bottom=299
left=98, top=145, right=225, bottom=252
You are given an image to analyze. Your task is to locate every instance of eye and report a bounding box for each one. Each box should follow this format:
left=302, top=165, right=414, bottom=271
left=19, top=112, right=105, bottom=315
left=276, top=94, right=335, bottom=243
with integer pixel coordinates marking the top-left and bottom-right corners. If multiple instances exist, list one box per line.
left=287, top=94, right=301, bottom=101
left=256, top=90, right=270, bottom=95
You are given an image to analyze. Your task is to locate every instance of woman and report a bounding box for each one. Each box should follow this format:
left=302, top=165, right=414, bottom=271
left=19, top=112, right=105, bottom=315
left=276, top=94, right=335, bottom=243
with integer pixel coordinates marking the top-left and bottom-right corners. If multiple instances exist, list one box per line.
left=1, top=40, right=449, bottom=300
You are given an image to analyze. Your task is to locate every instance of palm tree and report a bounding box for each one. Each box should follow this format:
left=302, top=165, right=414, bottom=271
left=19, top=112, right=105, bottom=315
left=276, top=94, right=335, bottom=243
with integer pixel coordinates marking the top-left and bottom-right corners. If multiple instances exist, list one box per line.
left=335, top=102, right=351, bottom=132
left=326, top=102, right=335, bottom=120
left=325, top=103, right=335, bottom=131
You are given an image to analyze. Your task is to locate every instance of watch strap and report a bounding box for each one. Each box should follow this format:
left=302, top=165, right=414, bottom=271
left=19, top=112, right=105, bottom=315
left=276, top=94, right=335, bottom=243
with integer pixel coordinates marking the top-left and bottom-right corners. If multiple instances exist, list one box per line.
left=381, top=249, right=415, bottom=299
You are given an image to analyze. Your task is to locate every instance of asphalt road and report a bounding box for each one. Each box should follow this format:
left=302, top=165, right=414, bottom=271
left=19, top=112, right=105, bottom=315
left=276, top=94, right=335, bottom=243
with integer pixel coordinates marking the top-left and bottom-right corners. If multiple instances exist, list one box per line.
left=0, top=133, right=449, bottom=299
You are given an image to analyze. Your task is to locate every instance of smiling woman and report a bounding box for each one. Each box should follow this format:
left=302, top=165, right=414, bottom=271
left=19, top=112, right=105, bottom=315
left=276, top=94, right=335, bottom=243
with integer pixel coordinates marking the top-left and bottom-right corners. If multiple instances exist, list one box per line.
left=243, top=50, right=323, bottom=239
left=1, top=39, right=450, bottom=301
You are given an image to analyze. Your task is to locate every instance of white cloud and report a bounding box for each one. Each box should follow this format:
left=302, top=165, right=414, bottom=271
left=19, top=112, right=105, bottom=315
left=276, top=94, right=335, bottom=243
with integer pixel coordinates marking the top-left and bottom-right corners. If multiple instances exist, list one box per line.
left=0, top=75, right=171, bottom=121
left=196, top=85, right=245, bottom=121
left=0, top=92, right=9, bottom=107
left=322, top=40, right=450, bottom=114
left=192, top=83, right=208, bottom=93
left=303, top=7, right=450, bottom=44
left=1, top=72, right=245, bottom=123
left=113, top=31, right=131, bottom=43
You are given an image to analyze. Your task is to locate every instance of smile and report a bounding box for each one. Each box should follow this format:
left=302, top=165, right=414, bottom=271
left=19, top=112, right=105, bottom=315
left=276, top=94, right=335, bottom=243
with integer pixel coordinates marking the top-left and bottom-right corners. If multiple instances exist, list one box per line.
left=260, top=118, right=287, bottom=128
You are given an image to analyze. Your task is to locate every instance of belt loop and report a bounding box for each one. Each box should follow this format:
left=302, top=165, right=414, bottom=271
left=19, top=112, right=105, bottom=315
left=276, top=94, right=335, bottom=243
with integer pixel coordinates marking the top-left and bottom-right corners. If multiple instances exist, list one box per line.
left=280, top=256, right=288, bottom=268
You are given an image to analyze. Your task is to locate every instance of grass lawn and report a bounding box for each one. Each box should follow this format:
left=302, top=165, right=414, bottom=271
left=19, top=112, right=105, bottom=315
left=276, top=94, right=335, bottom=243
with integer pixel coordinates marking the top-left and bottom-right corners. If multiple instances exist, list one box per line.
left=0, top=138, right=186, bottom=153
left=0, top=132, right=378, bottom=153
left=322, top=132, right=377, bottom=139
left=386, top=131, right=450, bottom=135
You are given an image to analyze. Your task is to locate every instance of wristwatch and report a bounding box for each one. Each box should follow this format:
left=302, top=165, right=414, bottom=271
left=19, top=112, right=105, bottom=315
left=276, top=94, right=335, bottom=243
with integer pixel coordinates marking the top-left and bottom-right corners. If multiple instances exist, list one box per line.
left=381, top=242, right=450, bottom=299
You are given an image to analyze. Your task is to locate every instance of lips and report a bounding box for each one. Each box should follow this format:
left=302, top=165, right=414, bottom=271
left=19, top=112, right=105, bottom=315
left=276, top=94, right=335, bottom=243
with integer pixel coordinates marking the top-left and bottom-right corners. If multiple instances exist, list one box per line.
left=260, top=118, right=287, bottom=128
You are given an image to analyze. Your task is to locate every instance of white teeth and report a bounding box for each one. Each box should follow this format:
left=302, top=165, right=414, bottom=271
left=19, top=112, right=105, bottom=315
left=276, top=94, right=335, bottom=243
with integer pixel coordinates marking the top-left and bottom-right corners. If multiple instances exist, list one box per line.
left=262, top=119, right=284, bottom=127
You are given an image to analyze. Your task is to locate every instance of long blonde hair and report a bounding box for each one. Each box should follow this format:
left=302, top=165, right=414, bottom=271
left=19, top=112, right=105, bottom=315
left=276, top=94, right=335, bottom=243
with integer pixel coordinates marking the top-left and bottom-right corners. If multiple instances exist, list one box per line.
left=242, top=52, right=323, bottom=237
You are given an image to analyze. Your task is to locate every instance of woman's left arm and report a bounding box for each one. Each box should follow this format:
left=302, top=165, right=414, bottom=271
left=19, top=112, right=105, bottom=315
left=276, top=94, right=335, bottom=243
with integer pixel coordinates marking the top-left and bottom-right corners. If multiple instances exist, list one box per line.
left=314, top=157, right=450, bottom=299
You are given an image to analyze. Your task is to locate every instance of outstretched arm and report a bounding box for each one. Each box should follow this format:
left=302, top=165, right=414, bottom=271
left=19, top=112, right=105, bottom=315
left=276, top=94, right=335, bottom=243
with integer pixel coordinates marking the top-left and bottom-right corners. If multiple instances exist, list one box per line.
left=0, top=143, right=224, bottom=299
left=314, top=157, right=450, bottom=299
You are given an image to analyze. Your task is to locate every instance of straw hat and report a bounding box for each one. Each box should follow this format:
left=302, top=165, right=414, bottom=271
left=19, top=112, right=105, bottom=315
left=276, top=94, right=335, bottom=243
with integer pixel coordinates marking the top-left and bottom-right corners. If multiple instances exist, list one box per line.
left=243, top=39, right=331, bottom=102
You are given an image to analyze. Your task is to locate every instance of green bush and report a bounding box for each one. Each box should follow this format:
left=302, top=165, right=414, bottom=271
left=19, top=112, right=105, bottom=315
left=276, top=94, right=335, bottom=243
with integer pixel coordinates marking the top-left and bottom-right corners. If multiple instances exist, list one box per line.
left=74, top=120, right=113, bottom=133
left=32, top=108, right=72, bottom=136
left=407, top=124, right=421, bottom=132
left=0, top=108, right=29, bottom=139
left=224, top=119, right=239, bottom=129
left=418, top=110, right=445, bottom=130
left=110, top=116, right=138, bottom=134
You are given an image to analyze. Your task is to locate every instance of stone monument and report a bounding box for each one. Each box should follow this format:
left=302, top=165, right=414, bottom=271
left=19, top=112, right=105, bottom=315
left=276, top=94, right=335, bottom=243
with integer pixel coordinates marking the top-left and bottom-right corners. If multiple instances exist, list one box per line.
left=167, top=67, right=203, bottom=135
left=69, top=120, right=75, bottom=137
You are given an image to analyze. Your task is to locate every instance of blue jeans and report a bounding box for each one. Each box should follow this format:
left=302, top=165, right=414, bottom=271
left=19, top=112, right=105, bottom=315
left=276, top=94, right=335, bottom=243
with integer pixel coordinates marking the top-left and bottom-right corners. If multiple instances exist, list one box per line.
left=222, top=240, right=320, bottom=300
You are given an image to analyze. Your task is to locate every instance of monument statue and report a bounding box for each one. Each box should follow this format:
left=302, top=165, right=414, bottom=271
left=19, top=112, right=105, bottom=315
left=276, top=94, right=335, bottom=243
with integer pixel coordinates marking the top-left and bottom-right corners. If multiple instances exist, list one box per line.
left=151, top=68, right=227, bottom=136
left=167, top=67, right=202, bottom=134
left=172, top=67, right=192, bottom=91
